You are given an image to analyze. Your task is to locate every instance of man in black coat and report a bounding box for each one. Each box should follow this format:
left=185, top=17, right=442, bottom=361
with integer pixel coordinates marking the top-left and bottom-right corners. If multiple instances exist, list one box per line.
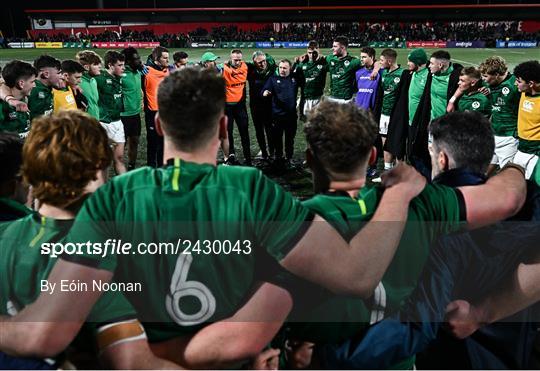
left=408, top=50, right=463, bottom=178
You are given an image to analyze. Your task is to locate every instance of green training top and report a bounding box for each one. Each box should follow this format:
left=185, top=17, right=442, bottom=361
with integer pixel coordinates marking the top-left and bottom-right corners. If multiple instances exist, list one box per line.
left=28, top=80, right=53, bottom=121
left=489, top=74, right=519, bottom=137
left=326, top=54, right=362, bottom=100
left=457, top=90, right=492, bottom=118
left=408, top=67, right=429, bottom=125
left=80, top=72, right=100, bottom=120
left=121, top=66, right=142, bottom=117
left=430, top=64, right=454, bottom=120
left=66, top=159, right=313, bottom=342
left=0, top=100, right=31, bottom=138
left=381, top=66, right=405, bottom=116
left=94, top=70, right=123, bottom=123
left=297, top=59, right=328, bottom=99
left=0, top=214, right=136, bottom=326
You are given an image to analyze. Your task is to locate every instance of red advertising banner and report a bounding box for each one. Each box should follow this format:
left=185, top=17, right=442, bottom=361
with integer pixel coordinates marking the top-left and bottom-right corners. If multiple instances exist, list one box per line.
left=92, top=42, right=160, bottom=48
left=406, top=41, right=448, bottom=48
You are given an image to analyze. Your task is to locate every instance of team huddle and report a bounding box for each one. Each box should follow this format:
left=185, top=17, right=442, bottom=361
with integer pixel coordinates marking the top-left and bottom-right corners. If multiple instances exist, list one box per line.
left=0, top=35, right=540, bottom=369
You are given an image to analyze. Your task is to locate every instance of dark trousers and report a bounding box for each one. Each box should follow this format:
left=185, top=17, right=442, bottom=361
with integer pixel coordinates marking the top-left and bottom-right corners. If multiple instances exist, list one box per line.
left=225, top=103, right=251, bottom=163
left=145, top=110, right=163, bottom=168
left=251, top=103, right=274, bottom=158
left=272, top=114, right=297, bottom=160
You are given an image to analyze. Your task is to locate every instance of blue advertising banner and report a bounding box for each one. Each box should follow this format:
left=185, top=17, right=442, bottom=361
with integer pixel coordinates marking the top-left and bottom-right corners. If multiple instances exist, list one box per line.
left=447, top=41, right=486, bottom=48
left=496, top=40, right=538, bottom=48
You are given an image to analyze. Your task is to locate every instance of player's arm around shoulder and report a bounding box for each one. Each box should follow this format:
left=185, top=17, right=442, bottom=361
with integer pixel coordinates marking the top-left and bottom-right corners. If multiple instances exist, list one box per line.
left=458, top=163, right=527, bottom=229
left=151, top=282, right=293, bottom=369
left=280, top=163, right=426, bottom=297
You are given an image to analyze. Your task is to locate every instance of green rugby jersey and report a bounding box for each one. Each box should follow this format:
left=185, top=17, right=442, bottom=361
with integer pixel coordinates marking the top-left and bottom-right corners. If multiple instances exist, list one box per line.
left=326, top=54, right=362, bottom=100
left=80, top=72, right=100, bottom=120
left=66, top=158, right=313, bottom=342
left=489, top=74, right=519, bottom=137
left=297, top=59, right=327, bottom=99
left=0, top=214, right=136, bottom=326
left=381, top=66, right=405, bottom=116
left=94, top=70, right=123, bottom=123
left=408, top=67, right=429, bottom=125
left=121, top=66, right=142, bottom=117
left=289, top=184, right=463, bottom=345
left=0, top=100, right=31, bottom=138
left=457, top=91, right=492, bottom=118
left=430, top=64, right=454, bottom=120
left=28, top=80, right=53, bottom=121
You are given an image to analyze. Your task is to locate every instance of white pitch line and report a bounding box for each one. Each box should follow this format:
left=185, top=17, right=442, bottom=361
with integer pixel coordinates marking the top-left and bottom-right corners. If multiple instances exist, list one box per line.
left=484, top=48, right=497, bottom=52
left=452, top=58, right=476, bottom=66
left=509, top=51, right=526, bottom=54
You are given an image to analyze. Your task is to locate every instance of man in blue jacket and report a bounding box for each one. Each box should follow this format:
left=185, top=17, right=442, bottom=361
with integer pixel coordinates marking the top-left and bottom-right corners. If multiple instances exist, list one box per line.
left=263, top=59, right=299, bottom=167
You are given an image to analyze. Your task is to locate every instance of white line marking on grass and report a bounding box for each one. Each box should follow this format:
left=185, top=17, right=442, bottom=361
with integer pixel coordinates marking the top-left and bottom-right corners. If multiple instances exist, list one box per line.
left=484, top=48, right=497, bottom=52
left=452, top=58, right=476, bottom=66
left=509, top=51, right=526, bottom=54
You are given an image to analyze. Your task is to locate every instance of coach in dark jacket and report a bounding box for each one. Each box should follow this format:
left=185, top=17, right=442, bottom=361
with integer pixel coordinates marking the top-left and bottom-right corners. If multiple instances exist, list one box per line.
left=248, top=51, right=277, bottom=159
left=408, top=50, right=463, bottom=178
left=262, top=59, right=299, bottom=162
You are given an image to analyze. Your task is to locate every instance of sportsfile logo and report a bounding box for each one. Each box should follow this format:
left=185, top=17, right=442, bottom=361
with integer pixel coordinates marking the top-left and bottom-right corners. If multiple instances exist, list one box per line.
left=455, top=42, right=473, bottom=47
left=41, top=239, right=253, bottom=258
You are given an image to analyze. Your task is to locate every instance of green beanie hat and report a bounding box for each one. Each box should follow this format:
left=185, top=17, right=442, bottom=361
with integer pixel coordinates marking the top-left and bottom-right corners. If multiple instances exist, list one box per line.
left=408, top=48, right=428, bottom=65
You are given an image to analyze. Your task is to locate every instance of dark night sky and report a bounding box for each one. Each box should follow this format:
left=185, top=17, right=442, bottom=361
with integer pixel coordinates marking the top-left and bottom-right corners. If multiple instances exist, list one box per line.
left=1, top=0, right=537, bottom=37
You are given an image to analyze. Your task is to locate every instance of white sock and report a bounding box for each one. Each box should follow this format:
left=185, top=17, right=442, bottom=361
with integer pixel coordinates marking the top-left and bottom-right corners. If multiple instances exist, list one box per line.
left=384, top=162, right=393, bottom=170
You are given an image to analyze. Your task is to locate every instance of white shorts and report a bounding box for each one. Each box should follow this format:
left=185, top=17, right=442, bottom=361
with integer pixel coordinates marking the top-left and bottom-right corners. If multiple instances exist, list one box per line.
left=325, top=96, right=354, bottom=105
left=300, top=98, right=322, bottom=116
left=100, top=120, right=125, bottom=144
left=512, top=150, right=539, bottom=180
left=491, top=135, right=518, bottom=167
left=379, top=114, right=390, bottom=136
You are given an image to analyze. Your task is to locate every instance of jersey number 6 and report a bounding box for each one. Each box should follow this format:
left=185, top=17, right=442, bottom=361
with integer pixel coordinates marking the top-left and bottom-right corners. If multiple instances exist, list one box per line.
left=166, top=253, right=217, bottom=326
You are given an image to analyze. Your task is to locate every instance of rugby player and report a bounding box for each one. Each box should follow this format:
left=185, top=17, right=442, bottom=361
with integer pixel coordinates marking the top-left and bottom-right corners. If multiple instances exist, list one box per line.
left=295, top=40, right=327, bottom=119
left=27, top=55, right=63, bottom=120
left=326, top=36, right=364, bottom=103
left=379, top=48, right=404, bottom=171
left=95, top=50, right=127, bottom=175
left=354, top=47, right=381, bottom=112
left=0, top=110, right=179, bottom=369
left=0, top=61, right=35, bottom=139
left=479, top=56, right=520, bottom=174
left=76, top=50, right=102, bottom=120
left=52, top=60, right=85, bottom=113
left=0, top=68, right=427, bottom=365
left=121, top=47, right=144, bottom=171
left=512, top=60, right=540, bottom=184
left=448, top=66, right=491, bottom=118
